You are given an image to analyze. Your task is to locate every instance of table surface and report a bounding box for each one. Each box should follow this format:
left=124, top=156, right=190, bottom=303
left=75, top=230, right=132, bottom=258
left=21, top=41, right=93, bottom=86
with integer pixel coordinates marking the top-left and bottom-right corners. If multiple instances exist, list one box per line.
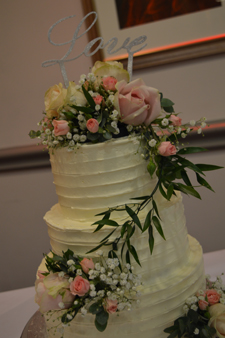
left=0, top=249, right=224, bottom=338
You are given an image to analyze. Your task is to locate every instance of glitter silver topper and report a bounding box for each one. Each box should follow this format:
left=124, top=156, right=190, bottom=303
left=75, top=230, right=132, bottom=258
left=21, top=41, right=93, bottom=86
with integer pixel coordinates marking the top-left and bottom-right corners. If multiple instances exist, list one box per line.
left=42, top=12, right=147, bottom=87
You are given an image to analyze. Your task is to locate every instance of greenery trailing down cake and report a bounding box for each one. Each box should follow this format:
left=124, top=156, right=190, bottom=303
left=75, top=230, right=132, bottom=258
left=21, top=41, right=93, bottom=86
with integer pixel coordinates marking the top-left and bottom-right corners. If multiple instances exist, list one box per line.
left=30, top=61, right=224, bottom=338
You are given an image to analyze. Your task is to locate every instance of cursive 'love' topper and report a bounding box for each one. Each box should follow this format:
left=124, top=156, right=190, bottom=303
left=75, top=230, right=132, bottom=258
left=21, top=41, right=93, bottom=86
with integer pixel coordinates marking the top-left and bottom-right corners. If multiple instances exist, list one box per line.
left=42, top=12, right=147, bottom=87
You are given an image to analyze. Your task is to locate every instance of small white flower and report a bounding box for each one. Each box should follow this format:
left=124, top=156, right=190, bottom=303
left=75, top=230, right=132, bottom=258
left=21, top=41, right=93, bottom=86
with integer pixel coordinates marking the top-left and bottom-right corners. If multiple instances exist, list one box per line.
left=88, top=90, right=94, bottom=96
left=69, top=140, right=75, bottom=147
left=183, top=304, right=189, bottom=313
left=201, top=122, right=206, bottom=128
left=168, top=125, right=174, bottom=132
left=78, top=114, right=84, bottom=121
left=190, top=120, right=196, bottom=126
left=90, top=290, right=97, bottom=297
left=191, top=304, right=198, bottom=311
left=81, top=307, right=87, bottom=315
left=107, top=272, right=113, bottom=277
left=42, top=141, right=47, bottom=145
left=45, top=128, right=51, bottom=135
left=186, top=128, right=191, bottom=133
left=69, top=277, right=73, bottom=283
left=96, top=250, right=103, bottom=256
left=177, top=127, right=182, bottom=134
left=58, top=271, right=65, bottom=277
left=73, top=128, right=79, bottom=133
left=194, top=328, right=199, bottom=335
left=114, top=128, right=120, bottom=135
left=67, top=259, right=74, bottom=266
left=149, top=139, right=157, bottom=147
left=120, top=273, right=128, bottom=280
left=67, top=314, right=73, bottom=320
left=106, top=278, right=113, bottom=284
left=100, top=274, right=106, bottom=281
left=58, top=302, right=65, bottom=309
left=107, top=291, right=111, bottom=296
left=95, top=104, right=100, bottom=111
left=67, top=132, right=72, bottom=139
left=95, top=263, right=101, bottom=271
left=76, top=269, right=82, bottom=276
left=58, top=136, right=64, bottom=141
left=97, top=290, right=105, bottom=297
left=73, top=134, right=80, bottom=142
left=181, top=132, right=186, bottom=138
left=126, top=263, right=131, bottom=269
left=126, top=282, right=131, bottom=290
left=126, top=125, right=133, bottom=132
left=198, top=289, right=205, bottom=295
left=100, top=267, right=106, bottom=273
left=112, top=274, right=119, bottom=280
left=53, top=140, right=59, bottom=145
left=197, top=128, right=202, bottom=134
left=220, top=298, right=225, bottom=304
left=111, top=121, right=117, bottom=129
left=161, top=118, right=169, bottom=126
left=80, top=135, right=87, bottom=142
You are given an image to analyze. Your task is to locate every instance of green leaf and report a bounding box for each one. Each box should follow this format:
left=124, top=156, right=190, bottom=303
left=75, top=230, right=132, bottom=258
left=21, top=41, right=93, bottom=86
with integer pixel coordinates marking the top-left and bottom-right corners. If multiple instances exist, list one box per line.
left=125, top=205, right=142, bottom=230
left=86, top=241, right=108, bottom=254
left=159, top=182, right=169, bottom=200
left=106, top=124, right=117, bottom=133
left=196, top=173, right=214, bottom=192
left=103, top=131, right=112, bottom=140
left=176, top=183, right=201, bottom=199
left=161, top=98, right=174, bottom=107
left=29, top=130, right=41, bottom=138
left=89, top=303, right=103, bottom=315
left=121, top=221, right=129, bottom=238
left=127, top=242, right=141, bottom=266
left=72, top=104, right=94, bottom=114
left=175, top=155, right=205, bottom=175
left=63, top=111, right=76, bottom=119
left=147, top=160, right=156, bottom=178
left=152, top=199, right=161, bottom=219
left=100, top=228, right=117, bottom=243
left=95, top=311, right=108, bottom=332
left=177, top=147, right=208, bottom=155
left=196, top=164, right=224, bottom=171
left=82, top=85, right=96, bottom=108
left=130, top=195, right=150, bottom=200
left=126, top=249, right=131, bottom=265
left=92, top=219, right=119, bottom=227
left=152, top=216, right=165, bottom=240
left=181, top=170, right=192, bottom=186
left=167, top=183, right=174, bottom=200
left=148, top=225, right=154, bottom=254
left=87, top=132, right=100, bottom=141
left=142, top=209, right=152, bottom=232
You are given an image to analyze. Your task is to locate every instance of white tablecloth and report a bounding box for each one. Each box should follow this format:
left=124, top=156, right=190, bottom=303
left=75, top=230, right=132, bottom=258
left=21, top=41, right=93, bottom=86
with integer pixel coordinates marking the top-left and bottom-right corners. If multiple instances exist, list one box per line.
left=0, top=249, right=224, bottom=338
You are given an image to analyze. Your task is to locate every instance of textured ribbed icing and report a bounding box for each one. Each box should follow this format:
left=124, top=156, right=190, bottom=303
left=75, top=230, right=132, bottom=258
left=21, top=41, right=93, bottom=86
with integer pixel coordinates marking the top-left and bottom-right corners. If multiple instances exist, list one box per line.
left=49, top=136, right=158, bottom=221
left=41, top=136, right=205, bottom=338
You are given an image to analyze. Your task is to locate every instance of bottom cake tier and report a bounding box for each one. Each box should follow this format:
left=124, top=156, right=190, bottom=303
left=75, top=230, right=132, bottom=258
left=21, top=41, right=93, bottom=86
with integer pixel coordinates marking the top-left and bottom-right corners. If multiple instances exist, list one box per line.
left=37, top=193, right=205, bottom=338
left=38, top=235, right=204, bottom=338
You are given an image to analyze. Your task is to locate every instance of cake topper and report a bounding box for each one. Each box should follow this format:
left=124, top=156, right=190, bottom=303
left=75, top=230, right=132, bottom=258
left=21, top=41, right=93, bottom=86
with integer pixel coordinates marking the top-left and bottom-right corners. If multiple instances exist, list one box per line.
left=42, top=12, right=147, bottom=87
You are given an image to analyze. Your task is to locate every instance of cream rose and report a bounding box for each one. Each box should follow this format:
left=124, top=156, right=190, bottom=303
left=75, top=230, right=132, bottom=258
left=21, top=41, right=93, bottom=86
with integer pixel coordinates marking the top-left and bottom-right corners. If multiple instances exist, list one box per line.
left=114, top=78, right=161, bottom=126
left=44, top=83, right=67, bottom=118
left=64, top=81, right=87, bottom=106
left=209, top=303, right=225, bottom=337
left=92, top=61, right=130, bottom=83
left=35, top=272, right=74, bottom=313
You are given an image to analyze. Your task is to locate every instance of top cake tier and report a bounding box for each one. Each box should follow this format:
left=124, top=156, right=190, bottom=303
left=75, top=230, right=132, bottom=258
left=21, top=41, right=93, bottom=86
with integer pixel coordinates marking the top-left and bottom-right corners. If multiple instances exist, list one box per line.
left=49, top=136, right=157, bottom=221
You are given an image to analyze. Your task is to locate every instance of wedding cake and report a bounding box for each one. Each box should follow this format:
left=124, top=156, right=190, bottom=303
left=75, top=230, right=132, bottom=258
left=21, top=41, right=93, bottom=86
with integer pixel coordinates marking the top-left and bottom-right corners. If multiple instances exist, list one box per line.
left=31, top=60, right=220, bottom=338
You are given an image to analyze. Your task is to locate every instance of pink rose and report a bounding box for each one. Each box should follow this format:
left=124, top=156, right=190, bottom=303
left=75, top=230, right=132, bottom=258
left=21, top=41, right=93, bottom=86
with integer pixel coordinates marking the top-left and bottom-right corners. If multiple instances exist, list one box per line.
left=104, top=299, right=118, bottom=314
left=158, top=141, right=177, bottom=156
left=70, top=276, right=90, bottom=297
left=102, top=76, right=117, bottom=91
left=35, top=273, right=74, bottom=313
left=52, top=120, right=70, bottom=136
left=205, top=289, right=221, bottom=305
left=80, top=258, right=95, bottom=274
left=169, top=114, right=182, bottom=126
left=86, top=118, right=99, bottom=133
left=115, top=78, right=161, bottom=126
left=93, top=95, right=103, bottom=105
left=198, top=299, right=209, bottom=310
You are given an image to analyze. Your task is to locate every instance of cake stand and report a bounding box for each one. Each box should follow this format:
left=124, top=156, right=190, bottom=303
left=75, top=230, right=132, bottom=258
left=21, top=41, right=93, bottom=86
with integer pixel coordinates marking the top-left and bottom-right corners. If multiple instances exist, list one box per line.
left=20, top=311, right=46, bottom=338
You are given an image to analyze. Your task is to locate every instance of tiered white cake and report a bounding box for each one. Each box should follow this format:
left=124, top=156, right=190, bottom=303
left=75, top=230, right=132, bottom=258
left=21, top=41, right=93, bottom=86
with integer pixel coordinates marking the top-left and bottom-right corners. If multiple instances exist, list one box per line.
left=40, top=136, right=205, bottom=338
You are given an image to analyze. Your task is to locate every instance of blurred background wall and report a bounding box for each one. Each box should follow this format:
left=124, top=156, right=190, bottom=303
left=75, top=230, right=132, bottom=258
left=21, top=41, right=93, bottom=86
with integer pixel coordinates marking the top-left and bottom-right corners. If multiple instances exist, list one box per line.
left=0, top=0, right=224, bottom=292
